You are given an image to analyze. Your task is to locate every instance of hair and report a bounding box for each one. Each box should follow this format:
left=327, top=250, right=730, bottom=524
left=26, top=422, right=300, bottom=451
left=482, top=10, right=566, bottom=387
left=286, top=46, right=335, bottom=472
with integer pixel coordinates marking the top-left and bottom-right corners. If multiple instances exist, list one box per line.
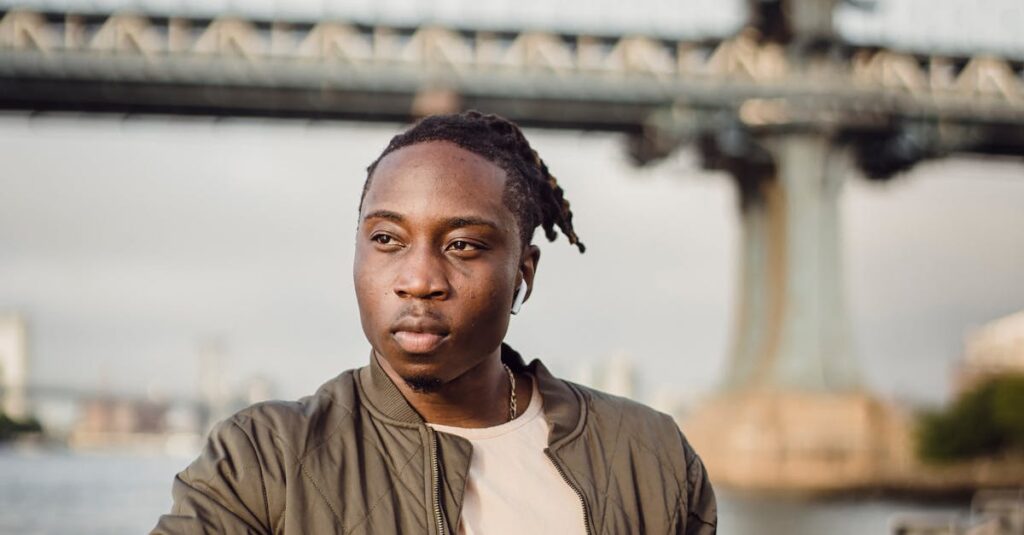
left=360, top=110, right=585, bottom=253
left=402, top=374, right=444, bottom=393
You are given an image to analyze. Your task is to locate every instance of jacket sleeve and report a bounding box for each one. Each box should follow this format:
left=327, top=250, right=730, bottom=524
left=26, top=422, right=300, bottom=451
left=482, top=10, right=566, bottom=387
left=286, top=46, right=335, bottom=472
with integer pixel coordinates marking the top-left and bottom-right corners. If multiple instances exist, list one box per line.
left=675, top=427, right=718, bottom=535
left=151, top=417, right=272, bottom=535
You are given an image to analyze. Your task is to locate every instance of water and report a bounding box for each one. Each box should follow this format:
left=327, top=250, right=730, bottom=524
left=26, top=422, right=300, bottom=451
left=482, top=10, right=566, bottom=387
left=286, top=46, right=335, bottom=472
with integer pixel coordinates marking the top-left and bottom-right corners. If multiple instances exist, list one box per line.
left=718, top=491, right=966, bottom=535
left=0, top=448, right=967, bottom=534
left=0, top=447, right=184, bottom=535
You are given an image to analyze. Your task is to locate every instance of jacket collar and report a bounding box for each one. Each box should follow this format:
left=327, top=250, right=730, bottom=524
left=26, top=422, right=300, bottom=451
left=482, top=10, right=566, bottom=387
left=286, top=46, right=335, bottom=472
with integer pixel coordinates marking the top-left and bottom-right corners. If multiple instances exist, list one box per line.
left=356, top=342, right=586, bottom=447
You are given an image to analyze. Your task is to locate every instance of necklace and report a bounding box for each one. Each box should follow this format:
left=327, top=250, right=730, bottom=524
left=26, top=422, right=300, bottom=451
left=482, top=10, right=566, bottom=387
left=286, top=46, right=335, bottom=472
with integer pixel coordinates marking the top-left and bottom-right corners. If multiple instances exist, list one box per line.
left=502, top=363, right=517, bottom=421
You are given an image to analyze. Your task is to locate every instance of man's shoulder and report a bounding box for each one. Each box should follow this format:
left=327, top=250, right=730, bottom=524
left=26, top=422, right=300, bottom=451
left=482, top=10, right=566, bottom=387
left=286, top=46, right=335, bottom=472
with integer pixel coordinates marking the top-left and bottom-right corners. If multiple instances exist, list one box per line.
left=560, top=378, right=716, bottom=529
left=561, top=378, right=715, bottom=524
left=221, top=368, right=363, bottom=460
left=563, top=380, right=690, bottom=451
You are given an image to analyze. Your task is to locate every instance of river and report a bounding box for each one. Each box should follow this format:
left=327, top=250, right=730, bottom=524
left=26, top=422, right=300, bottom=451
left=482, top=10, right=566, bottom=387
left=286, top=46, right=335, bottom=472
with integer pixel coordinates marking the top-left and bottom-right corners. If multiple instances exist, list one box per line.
left=0, top=447, right=966, bottom=534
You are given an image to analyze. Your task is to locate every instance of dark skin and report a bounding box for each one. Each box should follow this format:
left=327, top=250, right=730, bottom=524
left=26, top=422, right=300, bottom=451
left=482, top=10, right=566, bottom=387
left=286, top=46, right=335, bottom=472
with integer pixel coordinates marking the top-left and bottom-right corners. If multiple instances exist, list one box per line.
left=354, top=140, right=539, bottom=427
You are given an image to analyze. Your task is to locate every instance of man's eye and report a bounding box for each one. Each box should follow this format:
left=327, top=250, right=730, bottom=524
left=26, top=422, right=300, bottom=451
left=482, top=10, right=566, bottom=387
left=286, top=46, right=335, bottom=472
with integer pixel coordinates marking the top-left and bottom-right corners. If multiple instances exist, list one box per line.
left=371, top=234, right=395, bottom=245
left=447, top=240, right=482, bottom=252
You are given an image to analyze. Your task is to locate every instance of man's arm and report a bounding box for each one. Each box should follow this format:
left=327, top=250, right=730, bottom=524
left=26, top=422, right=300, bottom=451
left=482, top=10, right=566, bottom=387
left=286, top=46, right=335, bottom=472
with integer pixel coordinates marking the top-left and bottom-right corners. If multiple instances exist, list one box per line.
left=676, top=427, right=718, bottom=535
left=151, top=417, right=273, bottom=535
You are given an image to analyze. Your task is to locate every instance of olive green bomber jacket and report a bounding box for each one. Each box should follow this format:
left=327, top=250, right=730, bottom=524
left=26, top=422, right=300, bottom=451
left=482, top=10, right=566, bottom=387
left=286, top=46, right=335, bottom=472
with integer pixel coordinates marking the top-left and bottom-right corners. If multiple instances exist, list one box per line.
left=151, top=344, right=717, bottom=534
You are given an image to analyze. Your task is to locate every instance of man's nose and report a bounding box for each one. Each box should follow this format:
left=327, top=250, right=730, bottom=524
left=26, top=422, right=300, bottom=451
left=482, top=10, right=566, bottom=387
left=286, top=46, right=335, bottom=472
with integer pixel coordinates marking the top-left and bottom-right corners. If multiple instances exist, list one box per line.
left=393, top=246, right=450, bottom=300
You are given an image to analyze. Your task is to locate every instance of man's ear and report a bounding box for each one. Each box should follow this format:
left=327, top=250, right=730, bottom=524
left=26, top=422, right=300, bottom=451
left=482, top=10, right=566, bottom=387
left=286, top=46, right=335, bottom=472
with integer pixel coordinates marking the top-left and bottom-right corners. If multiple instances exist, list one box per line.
left=519, top=244, right=541, bottom=303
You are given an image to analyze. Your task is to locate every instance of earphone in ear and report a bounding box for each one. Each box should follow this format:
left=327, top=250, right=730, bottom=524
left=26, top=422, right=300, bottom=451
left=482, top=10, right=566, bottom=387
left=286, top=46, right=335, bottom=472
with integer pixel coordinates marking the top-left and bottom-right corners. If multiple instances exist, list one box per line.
left=510, top=279, right=528, bottom=315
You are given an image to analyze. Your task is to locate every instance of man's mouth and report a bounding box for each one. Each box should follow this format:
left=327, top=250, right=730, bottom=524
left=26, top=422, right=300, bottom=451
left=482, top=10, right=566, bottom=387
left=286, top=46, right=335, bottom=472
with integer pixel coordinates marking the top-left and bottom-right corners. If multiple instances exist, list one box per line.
left=390, top=314, right=451, bottom=354
left=392, top=331, right=448, bottom=353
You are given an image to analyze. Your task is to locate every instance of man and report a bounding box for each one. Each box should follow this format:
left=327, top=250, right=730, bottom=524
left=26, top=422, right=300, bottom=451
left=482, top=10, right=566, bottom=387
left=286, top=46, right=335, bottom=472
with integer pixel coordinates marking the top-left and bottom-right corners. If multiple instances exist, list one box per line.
left=152, top=111, right=717, bottom=534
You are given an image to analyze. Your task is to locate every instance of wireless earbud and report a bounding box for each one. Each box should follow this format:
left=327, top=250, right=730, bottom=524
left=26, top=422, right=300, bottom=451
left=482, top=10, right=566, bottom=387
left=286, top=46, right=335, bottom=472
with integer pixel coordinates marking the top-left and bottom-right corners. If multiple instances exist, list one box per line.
left=510, top=279, right=528, bottom=315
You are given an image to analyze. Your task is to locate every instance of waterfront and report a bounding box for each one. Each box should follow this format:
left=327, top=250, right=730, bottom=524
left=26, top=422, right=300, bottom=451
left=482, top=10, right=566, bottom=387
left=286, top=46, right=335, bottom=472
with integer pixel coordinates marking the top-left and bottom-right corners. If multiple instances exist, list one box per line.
left=0, top=447, right=967, bottom=535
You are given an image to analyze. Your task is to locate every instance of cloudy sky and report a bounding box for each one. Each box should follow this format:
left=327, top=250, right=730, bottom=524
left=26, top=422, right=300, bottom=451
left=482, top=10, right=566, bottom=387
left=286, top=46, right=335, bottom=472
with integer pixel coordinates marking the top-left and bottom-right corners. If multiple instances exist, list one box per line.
left=1, top=114, right=1022, bottom=407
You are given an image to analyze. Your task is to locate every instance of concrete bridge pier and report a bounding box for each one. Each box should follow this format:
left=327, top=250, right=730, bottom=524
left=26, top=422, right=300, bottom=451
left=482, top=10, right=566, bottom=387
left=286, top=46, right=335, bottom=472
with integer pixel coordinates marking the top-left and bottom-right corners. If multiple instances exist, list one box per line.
left=0, top=313, right=29, bottom=420
left=725, top=134, right=860, bottom=392
left=681, top=127, right=909, bottom=492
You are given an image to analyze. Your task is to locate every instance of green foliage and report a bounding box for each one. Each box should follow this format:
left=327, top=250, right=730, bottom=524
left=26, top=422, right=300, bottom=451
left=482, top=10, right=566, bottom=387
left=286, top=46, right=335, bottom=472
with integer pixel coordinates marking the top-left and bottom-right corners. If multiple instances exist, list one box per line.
left=0, top=410, right=43, bottom=441
left=916, top=374, right=1024, bottom=463
left=992, top=375, right=1024, bottom=448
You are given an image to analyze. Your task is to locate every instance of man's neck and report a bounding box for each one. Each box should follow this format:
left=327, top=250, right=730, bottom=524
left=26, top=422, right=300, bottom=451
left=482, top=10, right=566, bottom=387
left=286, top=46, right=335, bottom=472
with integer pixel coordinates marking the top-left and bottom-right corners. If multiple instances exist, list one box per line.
left=374, top=349, right=531, bottom=428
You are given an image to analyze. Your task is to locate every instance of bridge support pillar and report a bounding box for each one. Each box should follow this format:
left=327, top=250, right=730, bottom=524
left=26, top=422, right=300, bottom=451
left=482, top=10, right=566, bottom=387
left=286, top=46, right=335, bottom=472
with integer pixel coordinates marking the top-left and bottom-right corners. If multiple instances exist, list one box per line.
left=726, top=134, right=860, bottom=391
left=683, top=130, right=908, bottom=493
left=0, top=314, right=29, bottom=420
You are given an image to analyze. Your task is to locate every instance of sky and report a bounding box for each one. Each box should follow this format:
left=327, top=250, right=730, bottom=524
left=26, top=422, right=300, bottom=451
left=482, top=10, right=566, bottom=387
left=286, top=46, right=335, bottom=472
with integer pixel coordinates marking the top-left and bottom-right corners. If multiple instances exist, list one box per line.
left=1, top=114, right=1022, bottom=407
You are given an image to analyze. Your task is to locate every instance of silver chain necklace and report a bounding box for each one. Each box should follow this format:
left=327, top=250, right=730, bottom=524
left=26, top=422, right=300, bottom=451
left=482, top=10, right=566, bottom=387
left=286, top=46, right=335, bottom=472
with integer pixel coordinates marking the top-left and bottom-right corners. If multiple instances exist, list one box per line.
left=502, top=363, right=517, bottom=421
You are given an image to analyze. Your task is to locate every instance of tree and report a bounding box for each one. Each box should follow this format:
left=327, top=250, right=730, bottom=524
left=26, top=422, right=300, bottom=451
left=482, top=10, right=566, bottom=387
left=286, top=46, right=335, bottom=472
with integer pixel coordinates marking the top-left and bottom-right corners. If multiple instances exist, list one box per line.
left=916, top=374, right=1024, bottom=463
left=0, top=410, right=42, bottom=441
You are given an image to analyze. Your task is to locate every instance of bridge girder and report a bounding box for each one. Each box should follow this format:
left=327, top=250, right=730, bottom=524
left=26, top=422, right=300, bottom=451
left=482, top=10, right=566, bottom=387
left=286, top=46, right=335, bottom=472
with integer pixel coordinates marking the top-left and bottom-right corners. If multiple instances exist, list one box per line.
left=1, top=8, right=1023, bottom=141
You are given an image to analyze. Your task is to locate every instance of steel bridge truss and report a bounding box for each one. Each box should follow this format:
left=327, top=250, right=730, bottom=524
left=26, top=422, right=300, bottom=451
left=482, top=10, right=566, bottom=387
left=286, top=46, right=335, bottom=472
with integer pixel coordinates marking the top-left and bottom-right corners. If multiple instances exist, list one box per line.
left=1, top=8, right=1023, bottom=136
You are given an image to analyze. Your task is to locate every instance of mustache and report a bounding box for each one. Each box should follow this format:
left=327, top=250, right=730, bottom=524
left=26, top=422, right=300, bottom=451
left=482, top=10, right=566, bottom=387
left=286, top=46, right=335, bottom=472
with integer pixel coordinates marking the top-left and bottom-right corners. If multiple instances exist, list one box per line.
left=394, top=306, right=447, bottom=322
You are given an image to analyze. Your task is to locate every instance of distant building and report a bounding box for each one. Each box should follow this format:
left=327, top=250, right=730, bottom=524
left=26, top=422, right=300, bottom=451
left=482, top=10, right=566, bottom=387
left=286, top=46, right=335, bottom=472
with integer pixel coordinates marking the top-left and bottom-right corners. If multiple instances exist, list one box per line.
left=68, top=396, right=173, bottom=451
left=232, top=374, right=277, bottom=411
left=600, top=355, right=637, bottom=399
left=0, top=313, right=29, bottom=420
left=955, top=310, right=1024, bottom=394
left=197, top=338, right=230, bottom=435
left=74, top=397, right=169, bottom=435
left=574, top=353, right=638, bottom=400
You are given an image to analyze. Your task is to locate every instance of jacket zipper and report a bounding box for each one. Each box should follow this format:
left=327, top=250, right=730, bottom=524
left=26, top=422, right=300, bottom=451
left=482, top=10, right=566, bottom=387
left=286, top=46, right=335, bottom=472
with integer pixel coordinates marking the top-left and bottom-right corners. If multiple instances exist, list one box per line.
left=544, top=448, right=593, bottom=535
left=428, top=429, right=447, bottom=535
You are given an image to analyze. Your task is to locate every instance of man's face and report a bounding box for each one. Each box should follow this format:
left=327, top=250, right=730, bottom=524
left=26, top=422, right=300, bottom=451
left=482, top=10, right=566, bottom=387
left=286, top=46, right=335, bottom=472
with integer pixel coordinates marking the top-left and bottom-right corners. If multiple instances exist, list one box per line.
left=354, top=140, right=535, bottom=390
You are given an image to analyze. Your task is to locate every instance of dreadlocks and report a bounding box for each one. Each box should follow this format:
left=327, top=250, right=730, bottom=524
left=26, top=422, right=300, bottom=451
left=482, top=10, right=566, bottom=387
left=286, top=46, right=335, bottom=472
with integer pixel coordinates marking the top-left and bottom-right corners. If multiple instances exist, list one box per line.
left=361, top=110, right=585, bottom=253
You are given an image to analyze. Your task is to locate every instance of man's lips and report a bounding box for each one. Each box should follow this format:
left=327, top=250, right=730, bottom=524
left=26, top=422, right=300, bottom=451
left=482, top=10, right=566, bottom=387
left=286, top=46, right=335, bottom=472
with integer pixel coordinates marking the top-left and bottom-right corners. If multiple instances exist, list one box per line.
left=390, top=315, right=451, bottom=354
left=392, top=331, right=448, bottom=354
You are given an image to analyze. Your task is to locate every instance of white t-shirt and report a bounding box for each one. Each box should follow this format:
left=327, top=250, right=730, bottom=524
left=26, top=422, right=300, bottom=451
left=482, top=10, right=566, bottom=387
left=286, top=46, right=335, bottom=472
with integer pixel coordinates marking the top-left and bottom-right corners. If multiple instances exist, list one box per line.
left=427, top=378, right=588, bottom=535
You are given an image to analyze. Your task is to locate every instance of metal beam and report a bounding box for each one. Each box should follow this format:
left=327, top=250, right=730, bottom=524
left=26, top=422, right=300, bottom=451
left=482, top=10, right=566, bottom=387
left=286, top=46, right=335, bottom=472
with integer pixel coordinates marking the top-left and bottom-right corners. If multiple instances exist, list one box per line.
left=1, top=9, right=1023, bottom=134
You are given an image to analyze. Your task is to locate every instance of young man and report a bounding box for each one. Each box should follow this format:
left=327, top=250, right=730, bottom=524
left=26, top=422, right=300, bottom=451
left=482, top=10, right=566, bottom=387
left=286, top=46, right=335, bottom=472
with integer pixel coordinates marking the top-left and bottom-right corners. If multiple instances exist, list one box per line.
left=152, top=111, right=717, bottom=534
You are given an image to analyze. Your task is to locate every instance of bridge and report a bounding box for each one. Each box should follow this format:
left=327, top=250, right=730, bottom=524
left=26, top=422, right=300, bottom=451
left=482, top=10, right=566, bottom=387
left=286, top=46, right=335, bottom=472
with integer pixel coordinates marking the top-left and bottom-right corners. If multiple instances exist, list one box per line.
left=2, top=6, right=1023, bottom=134
left=2, top=0, right=1022, bottom=398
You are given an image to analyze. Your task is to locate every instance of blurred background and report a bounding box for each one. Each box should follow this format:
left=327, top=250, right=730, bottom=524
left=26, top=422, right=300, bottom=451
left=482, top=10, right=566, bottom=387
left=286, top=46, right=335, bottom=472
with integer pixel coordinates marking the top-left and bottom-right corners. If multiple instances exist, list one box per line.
left=1, top=0, right=1023, bottom=533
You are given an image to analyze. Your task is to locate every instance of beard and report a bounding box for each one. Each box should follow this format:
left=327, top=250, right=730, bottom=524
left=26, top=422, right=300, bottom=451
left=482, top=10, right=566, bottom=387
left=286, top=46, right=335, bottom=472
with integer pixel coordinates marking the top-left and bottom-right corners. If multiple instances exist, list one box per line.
left=402, top=374, right=445, bottom=393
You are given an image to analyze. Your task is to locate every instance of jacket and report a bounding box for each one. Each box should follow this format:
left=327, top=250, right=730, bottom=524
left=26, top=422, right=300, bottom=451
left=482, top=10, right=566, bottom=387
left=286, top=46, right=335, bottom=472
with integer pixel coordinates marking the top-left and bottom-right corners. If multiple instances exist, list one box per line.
left=152, top=344, right=717, bottom=534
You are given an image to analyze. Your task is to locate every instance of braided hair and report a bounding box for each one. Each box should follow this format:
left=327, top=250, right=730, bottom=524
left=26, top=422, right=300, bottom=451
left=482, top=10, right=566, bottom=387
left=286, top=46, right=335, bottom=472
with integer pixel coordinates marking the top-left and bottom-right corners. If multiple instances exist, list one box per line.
left=361, top=110, right=585, bottom=253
